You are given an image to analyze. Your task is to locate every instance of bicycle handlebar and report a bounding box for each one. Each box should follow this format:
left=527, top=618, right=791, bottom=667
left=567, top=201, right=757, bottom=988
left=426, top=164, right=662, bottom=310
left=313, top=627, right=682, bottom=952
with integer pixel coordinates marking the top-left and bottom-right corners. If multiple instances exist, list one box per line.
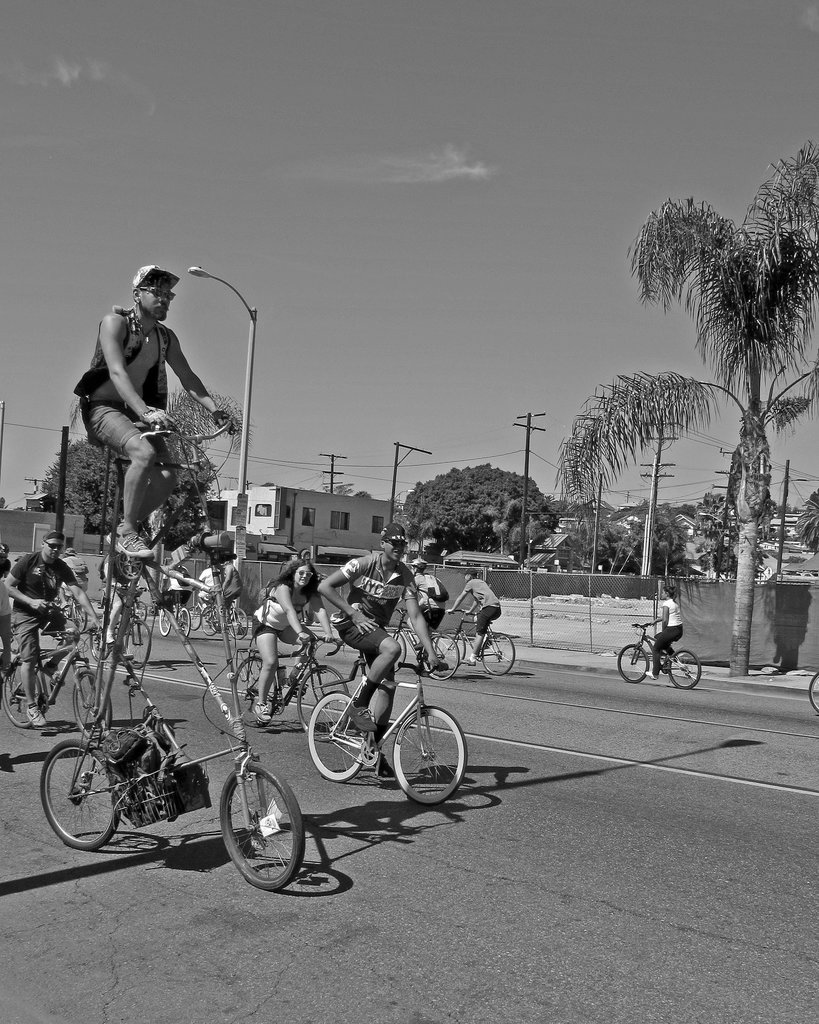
left=139, top=419, right=234, bottom=445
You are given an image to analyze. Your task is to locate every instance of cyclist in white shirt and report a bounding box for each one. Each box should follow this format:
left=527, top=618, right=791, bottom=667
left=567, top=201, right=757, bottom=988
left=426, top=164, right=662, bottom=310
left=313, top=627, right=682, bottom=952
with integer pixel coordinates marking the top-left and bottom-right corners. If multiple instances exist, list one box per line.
left=647, top=583, right=683, bottom=680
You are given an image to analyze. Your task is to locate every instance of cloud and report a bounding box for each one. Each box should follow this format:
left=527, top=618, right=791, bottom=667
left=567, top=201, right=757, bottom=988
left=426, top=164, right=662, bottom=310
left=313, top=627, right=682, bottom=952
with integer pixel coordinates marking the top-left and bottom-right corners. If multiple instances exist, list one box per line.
left=803, top=5, right=819, bottom=31
left=0, top=56, right=156, bottom=114
left=297, top=144, right=497, bottom=184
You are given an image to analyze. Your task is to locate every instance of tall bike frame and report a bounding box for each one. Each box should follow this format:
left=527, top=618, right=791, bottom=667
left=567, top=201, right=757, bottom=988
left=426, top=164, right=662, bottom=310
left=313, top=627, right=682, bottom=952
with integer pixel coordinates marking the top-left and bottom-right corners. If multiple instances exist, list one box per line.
left=43, top=422, right=304, bottom=891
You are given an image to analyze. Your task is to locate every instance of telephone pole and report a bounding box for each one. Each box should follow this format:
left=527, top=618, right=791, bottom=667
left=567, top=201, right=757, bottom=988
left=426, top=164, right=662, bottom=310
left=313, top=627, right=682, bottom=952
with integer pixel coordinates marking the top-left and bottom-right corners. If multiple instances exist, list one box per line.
left=319, top=452, right=347, bottom=494
left=389, top=442, right=432, bottom=520
left=514, top=412, right=546, bottom=565
left=639, top=430, right=674, bottom=577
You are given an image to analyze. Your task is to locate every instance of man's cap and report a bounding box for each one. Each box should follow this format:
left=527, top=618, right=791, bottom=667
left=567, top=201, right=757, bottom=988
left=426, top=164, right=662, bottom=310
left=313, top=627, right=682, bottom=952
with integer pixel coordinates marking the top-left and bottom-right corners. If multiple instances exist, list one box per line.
left=381, top=522, right=407, bottom=543
left=133, top=265, right=180, bottom=290
left=64, top=547, right=77, bottom=556
left=44, top=531, right=65, bottom=543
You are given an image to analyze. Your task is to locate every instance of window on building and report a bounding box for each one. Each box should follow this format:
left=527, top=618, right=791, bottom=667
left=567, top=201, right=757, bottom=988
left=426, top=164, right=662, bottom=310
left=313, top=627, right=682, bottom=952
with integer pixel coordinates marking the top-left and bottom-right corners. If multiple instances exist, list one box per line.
left=372, top=515, right=384, bottom=534
left=330, top=510, right=350, bottom=531
left=254, top=503, right=272, bottom=517
left=302, top=507, right=315, bottom=526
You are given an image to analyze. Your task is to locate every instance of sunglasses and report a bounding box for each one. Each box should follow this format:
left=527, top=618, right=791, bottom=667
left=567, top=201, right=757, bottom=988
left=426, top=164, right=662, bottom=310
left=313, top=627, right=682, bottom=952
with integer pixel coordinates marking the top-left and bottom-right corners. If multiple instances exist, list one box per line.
left=45, top=541, right=64, bottom=551
left=140, top=285, right=176, bottom=301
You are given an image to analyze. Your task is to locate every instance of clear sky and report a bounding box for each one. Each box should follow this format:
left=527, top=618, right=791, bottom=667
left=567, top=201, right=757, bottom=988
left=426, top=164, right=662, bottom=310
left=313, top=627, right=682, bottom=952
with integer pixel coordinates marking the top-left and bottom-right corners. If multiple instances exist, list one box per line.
left=3, top=0, right=819, bottom=518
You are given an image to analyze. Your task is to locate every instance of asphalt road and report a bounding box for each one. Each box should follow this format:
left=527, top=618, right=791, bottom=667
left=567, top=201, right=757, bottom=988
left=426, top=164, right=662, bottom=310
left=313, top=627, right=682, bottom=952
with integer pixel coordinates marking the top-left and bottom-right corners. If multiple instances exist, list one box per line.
left=1, top=635, right=818, bottom=1024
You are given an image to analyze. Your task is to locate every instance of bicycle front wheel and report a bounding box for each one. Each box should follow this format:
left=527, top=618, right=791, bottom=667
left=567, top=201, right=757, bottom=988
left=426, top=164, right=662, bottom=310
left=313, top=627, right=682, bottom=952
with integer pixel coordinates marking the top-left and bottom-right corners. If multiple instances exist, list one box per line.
left=481, top=632, right=515, bottom=676
left=71, top=666, right=112, bottom=737
left=70, top=600, right=88, bottom=632
left=430, top=633, right=460, bottom=680
left=617, top=644, right=648, bottom=683
left=809, top=672, right=819, bottom=714
left=307, top=693, right=364, bottom=782
left=40, top=738, right=118, bottom=851
left=202, top=608, right=219, bottom=636
left=668, top=649, right=702, bottom=689
left=238, top=653, right=263, bottom=723
left=394, top=705, right=467, bottom=804
left=220, top=765, right=304, bottom=892
left=158, top=608, right=172, bottom=637
left=297, top=664, right=347, bottom=731
left=2, top=662, right=32, bottom=728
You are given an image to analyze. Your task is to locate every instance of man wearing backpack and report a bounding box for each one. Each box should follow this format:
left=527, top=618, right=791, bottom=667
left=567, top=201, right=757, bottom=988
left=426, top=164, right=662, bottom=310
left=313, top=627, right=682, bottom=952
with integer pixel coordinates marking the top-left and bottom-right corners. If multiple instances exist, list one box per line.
left=74, top=265, right=234, bottom=561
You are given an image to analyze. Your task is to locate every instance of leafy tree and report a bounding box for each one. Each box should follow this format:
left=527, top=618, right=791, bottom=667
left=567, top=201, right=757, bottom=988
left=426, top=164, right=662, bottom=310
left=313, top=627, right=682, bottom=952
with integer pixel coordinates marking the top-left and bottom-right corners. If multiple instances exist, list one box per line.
left=650, top=506, right=690, bottom=577
left=402, top=464, right=557, bottom=554
left=560, top=142, right=819, bottom=675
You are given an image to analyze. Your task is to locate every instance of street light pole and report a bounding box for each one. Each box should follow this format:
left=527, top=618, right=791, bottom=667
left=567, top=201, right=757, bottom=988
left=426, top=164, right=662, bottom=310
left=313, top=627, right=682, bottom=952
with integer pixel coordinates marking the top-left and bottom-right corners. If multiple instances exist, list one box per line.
left=389, top=442, right=432, bottom=521
left=188, top=267, right=258, bottom=566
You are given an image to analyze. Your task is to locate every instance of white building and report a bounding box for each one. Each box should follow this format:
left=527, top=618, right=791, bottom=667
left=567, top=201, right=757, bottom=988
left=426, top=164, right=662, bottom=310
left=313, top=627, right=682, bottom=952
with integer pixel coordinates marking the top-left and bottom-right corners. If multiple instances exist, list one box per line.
left=210, top=486, right=392, bottom=564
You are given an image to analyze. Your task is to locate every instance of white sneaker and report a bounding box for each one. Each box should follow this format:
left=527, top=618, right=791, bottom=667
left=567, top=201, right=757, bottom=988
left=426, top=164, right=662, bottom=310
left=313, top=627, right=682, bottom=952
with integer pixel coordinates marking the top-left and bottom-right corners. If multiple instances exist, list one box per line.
left=466, top=657, right=478, bottom=666
left=645, top=673, right=658, bottom=680
left=27, top=704, right=47, bottom=728
left=253, top=700, right=273, bottom=724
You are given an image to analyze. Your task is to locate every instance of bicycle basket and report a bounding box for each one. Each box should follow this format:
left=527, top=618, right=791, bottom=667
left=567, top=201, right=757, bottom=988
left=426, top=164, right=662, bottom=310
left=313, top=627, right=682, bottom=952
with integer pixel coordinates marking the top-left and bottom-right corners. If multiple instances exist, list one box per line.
left=116, top=773, right=180, bottom=828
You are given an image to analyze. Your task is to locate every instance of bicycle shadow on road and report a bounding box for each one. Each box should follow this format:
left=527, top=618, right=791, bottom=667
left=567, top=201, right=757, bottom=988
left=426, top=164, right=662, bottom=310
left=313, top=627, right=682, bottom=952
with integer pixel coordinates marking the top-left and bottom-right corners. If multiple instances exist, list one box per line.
left=0, top=829, right=232, bottom=899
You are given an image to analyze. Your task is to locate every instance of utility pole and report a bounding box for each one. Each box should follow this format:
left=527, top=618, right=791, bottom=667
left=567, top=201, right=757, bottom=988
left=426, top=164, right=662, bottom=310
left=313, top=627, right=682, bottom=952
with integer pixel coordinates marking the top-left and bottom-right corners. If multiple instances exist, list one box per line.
left=55, top=426, right=69, bottom=534
left=0, top=400, right=5, bottom=494
left=639, top=430, right=674, bottom=577
left=319, top=452, right=347, bottom=494
left=514, top=412, right=546, bottom=565
left=389, top=442, right=432, bottom=521
left=590, top=475, right=603, bottom=575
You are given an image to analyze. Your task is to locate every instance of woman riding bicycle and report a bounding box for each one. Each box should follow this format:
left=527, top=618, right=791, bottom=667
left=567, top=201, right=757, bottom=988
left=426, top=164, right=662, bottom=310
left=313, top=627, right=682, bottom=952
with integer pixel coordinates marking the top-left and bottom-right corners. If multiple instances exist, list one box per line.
left=251, top=558, right=333, bottom=724
left=647, top=583, right=683, bottom=680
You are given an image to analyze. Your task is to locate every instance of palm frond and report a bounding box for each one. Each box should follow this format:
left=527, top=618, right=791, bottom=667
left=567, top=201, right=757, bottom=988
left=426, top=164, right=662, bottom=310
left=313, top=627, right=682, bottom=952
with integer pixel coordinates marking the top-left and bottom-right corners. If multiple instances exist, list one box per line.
left=558, top=371, right=715, bottom=501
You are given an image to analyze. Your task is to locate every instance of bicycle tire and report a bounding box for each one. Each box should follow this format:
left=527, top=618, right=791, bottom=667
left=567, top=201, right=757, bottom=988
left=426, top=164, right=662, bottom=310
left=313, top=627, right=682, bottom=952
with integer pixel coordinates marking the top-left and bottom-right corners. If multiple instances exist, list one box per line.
left=809, top=672, right=819, bottom=714
left=158, top=608, right=172, bottom=637
left=124, top=619, right=152, bottom=670
left=668, top=649, right=702, bottom=689
left=202, top=607, right=219, bottom=637
left=188, top=606, right=202, bottom=632
left=297, top=664, right=347, bottom=731
left=307, top=693, right=364, bottom=782
left=40, top=738, right=119, bottom=851
left=394, top=705, right=467, bottom=804
left=71, top=666, right=113, bottom=737
left=429, top=633, right=460, bottom=680
left=177, top=606, right=192, bottom=638
left=2, top=662, right=33, bottom=728
left=238, top=652, right=263, bottom=722
left=133, top=599, right=149, bottom=624
left=231, top=607, right=249, bottom=640
left=219, top=764, right=304, bottom=891
left=481, top=632, right=515, bottom=676
left=617, top=644, right=649, bottom=683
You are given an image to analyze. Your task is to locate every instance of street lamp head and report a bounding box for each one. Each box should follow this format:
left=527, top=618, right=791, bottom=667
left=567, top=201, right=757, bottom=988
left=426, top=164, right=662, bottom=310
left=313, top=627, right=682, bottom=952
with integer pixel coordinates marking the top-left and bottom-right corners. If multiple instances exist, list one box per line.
left=187, top=266, right=211, bottom=279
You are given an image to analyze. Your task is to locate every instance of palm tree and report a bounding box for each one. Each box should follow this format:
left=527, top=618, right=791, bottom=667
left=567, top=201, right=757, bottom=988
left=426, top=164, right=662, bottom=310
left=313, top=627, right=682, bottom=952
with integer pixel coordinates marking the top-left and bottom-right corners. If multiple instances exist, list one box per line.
left=560, top=141, right=819, bottom=675
left=797, top=491, right=819, bottom=552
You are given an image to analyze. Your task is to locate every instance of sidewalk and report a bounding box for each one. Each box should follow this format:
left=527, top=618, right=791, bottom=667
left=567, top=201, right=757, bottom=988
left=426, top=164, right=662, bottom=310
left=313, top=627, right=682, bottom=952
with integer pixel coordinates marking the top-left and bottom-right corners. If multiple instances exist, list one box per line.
left=515, top=643, right=815, bottom=696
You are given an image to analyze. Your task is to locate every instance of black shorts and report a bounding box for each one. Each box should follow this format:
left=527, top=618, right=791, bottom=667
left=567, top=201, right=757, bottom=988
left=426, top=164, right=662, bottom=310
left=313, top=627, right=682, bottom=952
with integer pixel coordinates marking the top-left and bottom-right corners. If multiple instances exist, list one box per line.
left=475, top=605, right=501, bottom=636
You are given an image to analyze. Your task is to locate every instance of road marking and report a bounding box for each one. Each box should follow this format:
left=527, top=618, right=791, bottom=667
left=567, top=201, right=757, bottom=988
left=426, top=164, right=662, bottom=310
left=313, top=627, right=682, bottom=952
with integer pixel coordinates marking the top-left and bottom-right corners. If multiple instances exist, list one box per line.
left=466, top=731, right=819, bottom=797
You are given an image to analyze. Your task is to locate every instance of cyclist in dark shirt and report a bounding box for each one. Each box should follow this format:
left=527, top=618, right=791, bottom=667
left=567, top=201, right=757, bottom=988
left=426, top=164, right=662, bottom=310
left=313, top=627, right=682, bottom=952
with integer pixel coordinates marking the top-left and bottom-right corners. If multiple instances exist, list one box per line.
left=319, top=523, right=445, bottom=776
left=6, top=531, right=99, bottom=726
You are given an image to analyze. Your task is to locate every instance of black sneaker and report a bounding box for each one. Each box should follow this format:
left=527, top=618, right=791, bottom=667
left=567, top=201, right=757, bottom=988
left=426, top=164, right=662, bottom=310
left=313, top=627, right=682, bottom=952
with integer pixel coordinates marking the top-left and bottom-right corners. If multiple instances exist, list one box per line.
left=346, top=703, right=377, bottom=733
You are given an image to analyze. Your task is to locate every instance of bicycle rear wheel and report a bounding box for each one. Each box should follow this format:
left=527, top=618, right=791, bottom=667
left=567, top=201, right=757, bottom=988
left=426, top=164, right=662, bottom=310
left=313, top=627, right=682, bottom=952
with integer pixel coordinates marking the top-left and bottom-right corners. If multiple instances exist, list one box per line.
left=307, top=693, right=364, bottom=781
left=394, top=705, right=467, bottom=804
left=220, top=765, right=304, bottom=891
left=40, top=738, right=118, bottom=851
left=202, top=607, right=219, bottom=636
left=71, top=666, right=113, bottom=737
left=668, top=649, right=702, bottom=689
left=2, top=662, right=32, bottom=728
left=809, top=672, right=819, bottom=714
left=230, top=607, right=249, bottom=640
left=617, top=644, right=648, bottom=683
left=70, top=599, right=88, bottom=632
left=177, top=606, right=192, bottom=638
left=297, top=664, right=347, bottom=731
left=158, top=608, right=172, bottom=637
left=481, top=632, right=515, bottom=676
left=429, top=633, right=460, bottom=680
